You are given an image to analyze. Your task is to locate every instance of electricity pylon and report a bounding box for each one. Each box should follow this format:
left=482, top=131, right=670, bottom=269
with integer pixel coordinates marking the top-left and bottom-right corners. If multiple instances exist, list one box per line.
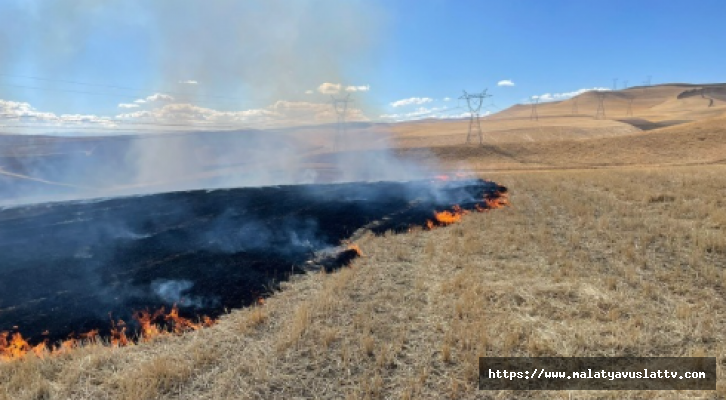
left=595, top=92, right=607, bottom=119
left=625, top=97, right=634, bottom=116
left=530, top=97, right=540, bottom=121
left=642, top=75, right=652, bottom=93
left=331, top=94, right=352, bottom=151
left=623, top=80, right=629, bottom=89
left=459, top=89, right=491, bottom=145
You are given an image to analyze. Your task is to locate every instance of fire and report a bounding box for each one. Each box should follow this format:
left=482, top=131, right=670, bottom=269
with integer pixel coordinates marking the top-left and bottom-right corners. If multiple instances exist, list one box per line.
left=0, top=305, right=215, bottom=362
left=135, top=309, right=164, bottom=341
left=426, top=187, right=509, bottom=229
left=0, top=332, right=30, bottom=361
left=347, top=243, right=364, bottom=257
left=433, top=205, right=469, bottom=225
left=165, top=304, right=212, bottom=333
left=110, top=318, right=131, bottom=348
left=483, top=191, right=509, bottom=210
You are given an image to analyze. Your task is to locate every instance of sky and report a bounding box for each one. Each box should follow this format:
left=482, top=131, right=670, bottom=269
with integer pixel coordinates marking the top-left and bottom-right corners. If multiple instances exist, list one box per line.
left=1, top=0, right=725, bottom=133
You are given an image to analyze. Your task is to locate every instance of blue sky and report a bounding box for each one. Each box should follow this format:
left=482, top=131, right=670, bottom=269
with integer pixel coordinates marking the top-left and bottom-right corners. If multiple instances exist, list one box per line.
left=1, top=0, right=725, bottom=131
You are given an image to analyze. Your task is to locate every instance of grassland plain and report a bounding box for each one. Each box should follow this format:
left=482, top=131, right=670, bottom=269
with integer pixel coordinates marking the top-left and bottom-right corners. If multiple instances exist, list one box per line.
left=2, top=164, right=725, bottom=399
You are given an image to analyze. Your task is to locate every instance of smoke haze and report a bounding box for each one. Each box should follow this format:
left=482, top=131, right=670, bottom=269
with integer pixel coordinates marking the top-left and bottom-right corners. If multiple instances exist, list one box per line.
left=0, top=1, right=448, bottom=205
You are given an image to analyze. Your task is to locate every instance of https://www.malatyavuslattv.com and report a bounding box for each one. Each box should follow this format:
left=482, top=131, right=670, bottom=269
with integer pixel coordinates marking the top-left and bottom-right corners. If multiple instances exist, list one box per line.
left=478, top=357, right=716, bottom=391
left=487, top=367, right=707, bottom=381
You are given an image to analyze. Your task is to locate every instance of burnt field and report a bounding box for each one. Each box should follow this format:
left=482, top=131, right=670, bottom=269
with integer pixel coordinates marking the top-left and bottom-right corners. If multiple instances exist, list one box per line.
left=0, top=179, right=506, bottom=345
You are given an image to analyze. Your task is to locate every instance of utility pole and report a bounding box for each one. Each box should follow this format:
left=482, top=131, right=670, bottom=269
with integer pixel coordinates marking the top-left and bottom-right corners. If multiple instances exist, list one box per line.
left=530, top=97, right=540, bottom=121
left=459, top=89, right=491, bottom=145
left=331, top=94, right=352, bottom=151
left=595, top=92, right=607, bottom=120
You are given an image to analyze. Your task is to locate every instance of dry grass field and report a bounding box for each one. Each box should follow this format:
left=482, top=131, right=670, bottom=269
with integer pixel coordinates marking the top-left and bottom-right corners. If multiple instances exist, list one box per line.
left=2, top=84, right=726, bottom=399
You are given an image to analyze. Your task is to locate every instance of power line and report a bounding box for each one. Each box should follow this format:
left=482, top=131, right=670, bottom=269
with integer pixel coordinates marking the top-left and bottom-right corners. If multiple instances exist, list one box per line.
left=0, top=82, right=262, bottom=111
left=380, top=106, right=466, bottom=121
left=459, top=89, right=491, bottom=146
left=0, top=73, right=258, bottom=102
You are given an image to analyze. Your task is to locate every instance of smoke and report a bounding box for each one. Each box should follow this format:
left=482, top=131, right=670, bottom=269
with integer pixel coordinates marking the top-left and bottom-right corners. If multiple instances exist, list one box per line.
left=204, top=212, right=325, bottom=255
left=0, top=1, right=444, bottom=211
left=0, top=1, right=382, bottom=104
left=151, top=279, right=214, bottom=309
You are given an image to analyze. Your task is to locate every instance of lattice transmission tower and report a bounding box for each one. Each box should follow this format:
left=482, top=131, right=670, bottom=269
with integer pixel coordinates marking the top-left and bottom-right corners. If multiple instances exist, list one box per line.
left=530, top=98, right=540, bottom=121
left=642, top=75, right=652, bottom=93
left=595, top=92, right=607, bottom=119
left=331, top=94, right=352, bottom=151
left=625, top=96, right=634, bottom=116
left=459, top=89, right=492, bottom=145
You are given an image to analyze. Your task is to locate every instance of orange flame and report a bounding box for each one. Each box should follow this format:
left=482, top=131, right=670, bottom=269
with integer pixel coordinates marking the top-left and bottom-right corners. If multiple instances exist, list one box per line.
left=0, top=332, right=30, bottom=361
left=484, top=192, right=509, bottom=210
left=426, top=187, right=509, bottom=229
left=347, top=243, right=364, bottom=257
left=0, top=305, right=215, bottom=362
left=110, top=318, right=130, bottom=348
left=433, top=205, right=468, bottom=225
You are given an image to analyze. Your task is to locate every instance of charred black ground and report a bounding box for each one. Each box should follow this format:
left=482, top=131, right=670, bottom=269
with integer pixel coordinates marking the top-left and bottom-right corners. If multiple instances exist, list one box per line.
left=0, top=179, right=506, bottom=344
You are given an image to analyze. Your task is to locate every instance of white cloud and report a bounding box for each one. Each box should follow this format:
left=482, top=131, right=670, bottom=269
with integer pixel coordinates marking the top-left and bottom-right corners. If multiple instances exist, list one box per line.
left=178, top=80, right=198, bottom=85
left=443, top=97, right=452, bottom=102
left=497, top=80, right=515, bottom=87
left=305, top=90, right=314, bottom=95
left=345, top=85, right=370, bottom=92
left=126, top=93, right=175, bottom=106
left=530, top=87, right=610, bottom=103
left=144, top=93, right=175, bottom=103
left=317, top=83, right=342, bottom=94
left=118, top=103, right=140, bottom=109
left=389, top=97, right=434, bottom=108
left=0, top=99, right=117, bottom=129
left=316, top=83, right=369, bottom=95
